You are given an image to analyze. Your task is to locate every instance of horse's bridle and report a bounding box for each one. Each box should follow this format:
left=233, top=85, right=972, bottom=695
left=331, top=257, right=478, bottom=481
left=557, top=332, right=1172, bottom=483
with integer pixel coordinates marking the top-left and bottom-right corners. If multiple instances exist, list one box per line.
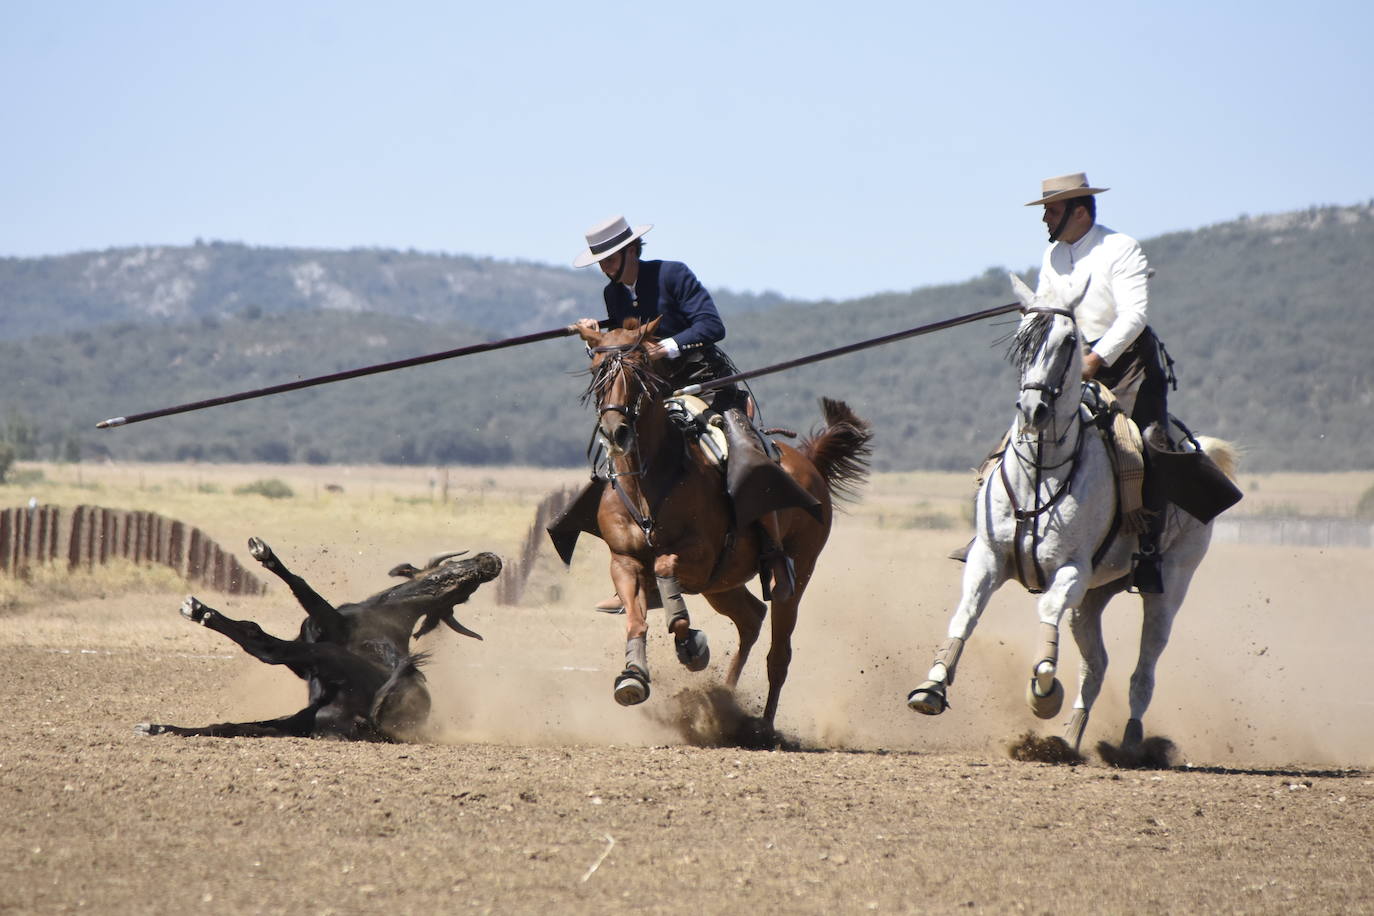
left=592, top=343, right=646, bottom=434
left=1017, top=305, right=1078, bottom=406
left=1004, top=304, right=1085, bottom=592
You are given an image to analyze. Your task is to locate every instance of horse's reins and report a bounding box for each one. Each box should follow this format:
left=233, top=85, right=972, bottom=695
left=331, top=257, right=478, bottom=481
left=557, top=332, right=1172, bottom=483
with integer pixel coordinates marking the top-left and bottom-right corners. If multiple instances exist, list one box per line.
left=1003, top=304, right=1098, bottom=593
left=590, top=343, right=684, bottom=548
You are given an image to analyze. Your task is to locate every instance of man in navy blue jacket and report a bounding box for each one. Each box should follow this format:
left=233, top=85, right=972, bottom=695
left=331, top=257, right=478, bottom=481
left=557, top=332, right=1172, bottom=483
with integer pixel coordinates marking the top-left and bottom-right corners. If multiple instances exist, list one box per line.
left=559, top=215, right=819, bottom=609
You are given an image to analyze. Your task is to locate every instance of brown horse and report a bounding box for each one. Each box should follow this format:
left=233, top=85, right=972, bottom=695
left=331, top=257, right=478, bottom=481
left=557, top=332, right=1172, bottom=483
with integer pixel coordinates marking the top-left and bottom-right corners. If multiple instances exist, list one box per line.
left=574, top=318, right=873, bottom=740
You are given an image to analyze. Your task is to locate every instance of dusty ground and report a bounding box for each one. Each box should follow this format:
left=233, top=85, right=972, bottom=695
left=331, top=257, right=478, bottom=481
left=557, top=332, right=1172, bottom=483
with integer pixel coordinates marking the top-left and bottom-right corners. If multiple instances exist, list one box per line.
left=2, top=465, right=1372, bottom=914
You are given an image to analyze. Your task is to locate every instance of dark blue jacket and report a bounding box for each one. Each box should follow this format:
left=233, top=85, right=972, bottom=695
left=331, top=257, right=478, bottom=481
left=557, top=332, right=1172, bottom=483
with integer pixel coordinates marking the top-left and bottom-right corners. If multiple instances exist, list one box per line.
left=603, top=260, right=726, bottom=352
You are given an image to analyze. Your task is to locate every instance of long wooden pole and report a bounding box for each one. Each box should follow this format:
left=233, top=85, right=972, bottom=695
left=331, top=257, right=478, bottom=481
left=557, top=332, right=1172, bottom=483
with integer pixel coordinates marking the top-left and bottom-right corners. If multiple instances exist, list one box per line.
left=674, top=301, right=1022, bottom=396
left=97, top=320, right=607, bottom=429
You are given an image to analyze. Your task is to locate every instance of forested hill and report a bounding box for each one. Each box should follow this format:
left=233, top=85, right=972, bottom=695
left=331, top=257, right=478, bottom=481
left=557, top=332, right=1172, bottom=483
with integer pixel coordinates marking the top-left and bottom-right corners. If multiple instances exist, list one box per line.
left=1, top=202, right=1370, bottom=472
left=0, top=242, right=794, bottom=341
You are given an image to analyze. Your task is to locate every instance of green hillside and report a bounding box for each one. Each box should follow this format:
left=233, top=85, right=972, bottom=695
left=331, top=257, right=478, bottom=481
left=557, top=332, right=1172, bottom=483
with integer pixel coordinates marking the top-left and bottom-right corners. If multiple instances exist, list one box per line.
left=1, top=203, right=1370, bottom=472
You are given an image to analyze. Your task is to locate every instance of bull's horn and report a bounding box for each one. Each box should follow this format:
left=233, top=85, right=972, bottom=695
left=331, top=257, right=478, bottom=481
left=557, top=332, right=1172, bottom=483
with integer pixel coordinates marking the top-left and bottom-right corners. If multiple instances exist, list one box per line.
left=424, top=550, right=470, bottom=569
left=443, top=615, right=483, bottom=641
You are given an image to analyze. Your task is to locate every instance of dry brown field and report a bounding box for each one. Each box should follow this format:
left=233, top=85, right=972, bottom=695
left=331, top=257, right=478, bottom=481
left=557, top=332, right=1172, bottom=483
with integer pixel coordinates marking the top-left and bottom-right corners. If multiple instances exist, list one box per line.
left=2, top=461, right=1372, bottom=914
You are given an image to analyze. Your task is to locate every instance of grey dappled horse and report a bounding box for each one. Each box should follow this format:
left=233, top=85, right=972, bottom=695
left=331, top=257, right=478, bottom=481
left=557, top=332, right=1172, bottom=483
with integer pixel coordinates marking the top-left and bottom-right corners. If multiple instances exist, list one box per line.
left=907, top=275, right=1238, bottom=755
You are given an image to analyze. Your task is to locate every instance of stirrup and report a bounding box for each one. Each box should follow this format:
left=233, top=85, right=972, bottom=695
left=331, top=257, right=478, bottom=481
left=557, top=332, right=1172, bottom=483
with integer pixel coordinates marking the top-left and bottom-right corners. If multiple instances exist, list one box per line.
left=758, top=548, right=795, bottom=602
left=1128, top=550, right=1164, bottom=594
left=613, top=666, right=651, bottom=706
left=907, top=680, right=950, bottom=715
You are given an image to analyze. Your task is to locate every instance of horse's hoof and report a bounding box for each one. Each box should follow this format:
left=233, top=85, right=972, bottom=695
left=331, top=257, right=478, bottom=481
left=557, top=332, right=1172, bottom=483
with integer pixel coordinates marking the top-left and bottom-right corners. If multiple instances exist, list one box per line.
left=247, top=537, right=272, bottom=563
left=1122, top=718, right=1144, bottom=747
left=674, top=629, right=710, bottom=672
left=613, top=668, right=650, bottom=706
left=1064, top=709, right=1089, bottom=751
left=1026, top=677, right=1064, bottom=719
left=134, top=723, right=161, bottom=736
left=907, top=681, right=948, bottom=715
left=180, top=597, right=211, bottom=624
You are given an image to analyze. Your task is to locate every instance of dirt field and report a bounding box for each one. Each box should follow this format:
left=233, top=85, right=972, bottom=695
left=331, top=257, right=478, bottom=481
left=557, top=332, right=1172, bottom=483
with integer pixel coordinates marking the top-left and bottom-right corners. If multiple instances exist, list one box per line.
left=2, top=463, right=1372, bottom=914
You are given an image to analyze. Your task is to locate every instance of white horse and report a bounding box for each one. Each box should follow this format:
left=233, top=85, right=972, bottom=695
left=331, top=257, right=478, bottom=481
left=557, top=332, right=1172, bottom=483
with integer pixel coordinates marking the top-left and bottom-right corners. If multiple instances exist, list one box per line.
left=907, top=275, right=1239, bottom=755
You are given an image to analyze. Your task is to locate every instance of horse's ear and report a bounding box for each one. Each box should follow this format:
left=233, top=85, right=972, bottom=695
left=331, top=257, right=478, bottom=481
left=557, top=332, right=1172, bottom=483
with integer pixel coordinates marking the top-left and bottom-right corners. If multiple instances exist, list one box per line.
left=1009, top=273, right=1036, bottom=310
left=1067, top=276, right=1091, bottom=310
left=644, top=315, right=663, bottom=338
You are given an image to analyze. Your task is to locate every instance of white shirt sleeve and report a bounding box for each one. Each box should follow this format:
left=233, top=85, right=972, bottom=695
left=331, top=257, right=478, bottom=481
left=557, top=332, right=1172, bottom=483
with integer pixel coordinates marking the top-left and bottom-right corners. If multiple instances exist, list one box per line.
left=1090, top=235, right=1150, bottom=366
left=659, top=337, right=681, bottom=359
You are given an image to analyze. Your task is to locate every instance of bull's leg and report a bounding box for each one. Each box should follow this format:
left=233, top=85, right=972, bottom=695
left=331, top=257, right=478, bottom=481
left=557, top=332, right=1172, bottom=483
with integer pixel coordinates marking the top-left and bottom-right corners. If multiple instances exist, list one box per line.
left=136, top=704, right=320, bottom=739
left=247, top=537, right=348, bottom=640
left=180, top=596, right=319, bottom=673
left=909, top=538, right=1007, bottom=715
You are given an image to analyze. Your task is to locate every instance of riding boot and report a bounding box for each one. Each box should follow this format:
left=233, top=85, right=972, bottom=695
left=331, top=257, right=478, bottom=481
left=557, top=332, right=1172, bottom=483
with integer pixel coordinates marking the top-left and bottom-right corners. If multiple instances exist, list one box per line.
left=720, top=408, right=823, bottom=527
left=1129, top=477, right=1166, bottom=595
left=756, top=512, right=795, bottom=602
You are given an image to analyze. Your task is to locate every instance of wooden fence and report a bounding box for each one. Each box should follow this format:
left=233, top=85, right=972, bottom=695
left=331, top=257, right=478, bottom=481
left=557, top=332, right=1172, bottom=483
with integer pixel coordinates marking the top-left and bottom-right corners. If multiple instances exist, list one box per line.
left=495, top=486, right=577, bottom=606
left=0, top=505, right=265, bottom=595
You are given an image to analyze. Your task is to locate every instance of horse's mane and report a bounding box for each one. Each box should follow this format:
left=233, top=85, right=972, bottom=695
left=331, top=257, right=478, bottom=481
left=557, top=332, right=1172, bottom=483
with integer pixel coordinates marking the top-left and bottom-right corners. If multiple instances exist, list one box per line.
left=579, top=323, right=667, bottom=406
left=1005, top=311, right=1056, bottom=372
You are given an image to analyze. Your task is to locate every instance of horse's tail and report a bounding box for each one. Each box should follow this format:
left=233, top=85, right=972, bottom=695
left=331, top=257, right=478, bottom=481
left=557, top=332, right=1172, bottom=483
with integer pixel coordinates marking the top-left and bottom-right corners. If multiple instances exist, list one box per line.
left=1195, top=436, right=1241, bottom=481
left=799, top=398, right=874, bottom=505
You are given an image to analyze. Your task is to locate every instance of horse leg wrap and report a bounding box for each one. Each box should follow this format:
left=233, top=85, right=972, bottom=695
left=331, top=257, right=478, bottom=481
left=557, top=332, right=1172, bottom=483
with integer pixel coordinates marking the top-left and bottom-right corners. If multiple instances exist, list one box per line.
left=614, top=636, right=651, bottom=707
left=1035, top=622, right=1060, bottom=675
left=656, top=575, right=690, bottom=634
left=657, top=575, right=710, bottom=672
left=624, top=635, right=649, bottom=678
left=928, top=636, right=965, bottom=685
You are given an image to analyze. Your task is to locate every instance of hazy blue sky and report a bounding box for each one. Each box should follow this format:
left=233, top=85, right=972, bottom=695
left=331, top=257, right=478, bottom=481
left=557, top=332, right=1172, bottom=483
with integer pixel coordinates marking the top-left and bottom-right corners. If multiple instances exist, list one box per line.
left=3, top=1, right=1369, bottom=300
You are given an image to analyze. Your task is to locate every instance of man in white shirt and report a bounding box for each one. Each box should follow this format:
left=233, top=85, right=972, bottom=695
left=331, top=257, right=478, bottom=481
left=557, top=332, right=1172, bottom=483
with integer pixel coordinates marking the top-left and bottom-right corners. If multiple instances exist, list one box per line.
left=1027, top=172, right=1171, bottom=592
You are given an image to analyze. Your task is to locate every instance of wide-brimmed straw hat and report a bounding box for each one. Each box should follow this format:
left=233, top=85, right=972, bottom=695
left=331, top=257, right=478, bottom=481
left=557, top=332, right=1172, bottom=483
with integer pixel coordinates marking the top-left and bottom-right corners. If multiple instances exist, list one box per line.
left=573, top=215, right=653, bottom=268
left=1025, top=172, right=1109, bottom=207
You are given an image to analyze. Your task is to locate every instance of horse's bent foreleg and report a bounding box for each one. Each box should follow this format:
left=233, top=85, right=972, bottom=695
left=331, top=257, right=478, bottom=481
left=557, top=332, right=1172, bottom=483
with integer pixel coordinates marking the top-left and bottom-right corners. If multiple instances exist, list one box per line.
left=1025, top=563, right=1092, bottom=719
left=909, top=546, right=1005, bottom=715
left=653, top=557, right=709, bottom=673
left=247, top=537, right=348, bottom=640
left=702, top=586, right=766, bottom=689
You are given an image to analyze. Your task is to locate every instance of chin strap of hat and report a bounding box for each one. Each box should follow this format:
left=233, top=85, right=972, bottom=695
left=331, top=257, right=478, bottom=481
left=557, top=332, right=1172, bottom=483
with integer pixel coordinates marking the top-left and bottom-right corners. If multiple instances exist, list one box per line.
left=1048, top=199, right=1080, bottom=243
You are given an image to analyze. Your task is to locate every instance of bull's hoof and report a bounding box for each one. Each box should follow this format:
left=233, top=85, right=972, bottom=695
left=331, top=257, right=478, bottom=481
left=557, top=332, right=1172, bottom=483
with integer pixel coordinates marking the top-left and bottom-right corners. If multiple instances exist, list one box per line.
left=613, top=667, right=650, bottom=707
left=180, top=596, right=212, bottom=625
left=907, top=681, right=948, bottom=716
left=674, top=628, right=710, bottom=672
left=1026, top=676, right=1064, bottom=720
left=247, top=537, right=275, bottom=566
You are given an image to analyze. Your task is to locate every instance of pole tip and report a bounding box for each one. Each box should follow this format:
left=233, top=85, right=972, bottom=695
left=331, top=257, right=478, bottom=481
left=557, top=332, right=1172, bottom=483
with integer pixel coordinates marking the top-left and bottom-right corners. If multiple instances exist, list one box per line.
left=96, top=417, right=127, bottom=429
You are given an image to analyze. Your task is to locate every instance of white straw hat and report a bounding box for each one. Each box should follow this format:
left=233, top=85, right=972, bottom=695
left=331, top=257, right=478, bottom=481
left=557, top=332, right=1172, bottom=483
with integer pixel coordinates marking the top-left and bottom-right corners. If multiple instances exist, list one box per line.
left=573, top=215, right=653, bottom=268
left=1025, top=172, right=1109, bottom=206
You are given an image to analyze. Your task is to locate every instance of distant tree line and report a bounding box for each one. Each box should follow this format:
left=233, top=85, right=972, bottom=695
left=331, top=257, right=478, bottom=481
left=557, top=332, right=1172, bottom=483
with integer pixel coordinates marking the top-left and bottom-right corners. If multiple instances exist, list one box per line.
left=1, top=204, right=1371, bottom=473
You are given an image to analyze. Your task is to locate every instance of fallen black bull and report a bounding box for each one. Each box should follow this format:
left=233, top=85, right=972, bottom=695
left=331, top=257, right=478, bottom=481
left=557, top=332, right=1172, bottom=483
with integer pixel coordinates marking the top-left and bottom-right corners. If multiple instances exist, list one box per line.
left=137, top=538, right=502, bottom=741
